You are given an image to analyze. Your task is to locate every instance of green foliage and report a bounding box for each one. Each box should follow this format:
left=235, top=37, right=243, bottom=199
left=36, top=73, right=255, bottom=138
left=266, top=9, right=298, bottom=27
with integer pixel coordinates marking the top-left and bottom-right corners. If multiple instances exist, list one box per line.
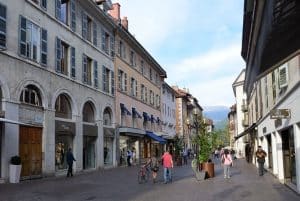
left=173, top=135, right=184, bottom=157
left=10, top=155, right=21, bottom=165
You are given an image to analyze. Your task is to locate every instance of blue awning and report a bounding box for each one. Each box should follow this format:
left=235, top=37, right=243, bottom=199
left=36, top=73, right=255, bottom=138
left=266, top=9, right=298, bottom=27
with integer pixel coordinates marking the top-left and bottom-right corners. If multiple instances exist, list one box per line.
left=120, top=103, right=131, bottom=116
left=132, top=108, right=142, bottom=118
left=146, top=131, right=167, bottom=144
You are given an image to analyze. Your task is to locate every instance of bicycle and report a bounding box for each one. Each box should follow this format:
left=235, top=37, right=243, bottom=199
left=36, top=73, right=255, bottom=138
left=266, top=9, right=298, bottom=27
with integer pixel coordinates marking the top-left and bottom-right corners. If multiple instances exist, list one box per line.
left=138, top=165, right=150, bottom=184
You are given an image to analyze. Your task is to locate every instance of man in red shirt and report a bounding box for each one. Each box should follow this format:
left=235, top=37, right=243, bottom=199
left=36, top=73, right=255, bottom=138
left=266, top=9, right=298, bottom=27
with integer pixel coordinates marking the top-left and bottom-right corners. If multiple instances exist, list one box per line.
left=161, top=150, right=173, bottom=184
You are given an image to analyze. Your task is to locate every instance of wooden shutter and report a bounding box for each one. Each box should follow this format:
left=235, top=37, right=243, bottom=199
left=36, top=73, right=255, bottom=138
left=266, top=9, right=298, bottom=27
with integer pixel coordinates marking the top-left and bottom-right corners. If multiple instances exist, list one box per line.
left=19, top=16, right=27, bottom=56
left=55, top=37, right=62, bottom=72
left=101, top=28, right=105, bottom=51
left=82, top=54, right=87, bottom=83
left=0, top=3, right=6, bottom=48
left=82, top=12, right=87, bottom=39
left=135, top=80, right=138, bottom=97
left=118, top=69, right=121, bottom=90
left=55, top=0, right=61, bottom=20
left=111, top=71, right=115, bottom=95
left=94, top=60, right=98, bottom=88
left=110, top=35, right=114, bottom=57
left=40, top=28, right=47, bottom=66
left=278, top=64, right=288, bottom=89
left=93, top=22, right=97, bottom=46
left=124, top=73, right=127, bottom=92
left=70, top=0, right=76, bottom=31
left=102, top=66, right=106, bottom=92
left=71, top=47, right=76, bottom=78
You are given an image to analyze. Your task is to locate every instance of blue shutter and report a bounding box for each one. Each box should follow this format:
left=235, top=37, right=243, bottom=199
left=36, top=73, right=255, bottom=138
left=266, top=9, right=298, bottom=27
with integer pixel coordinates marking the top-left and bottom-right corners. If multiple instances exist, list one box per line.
left=110, top=35, right=114, bottom=57
left=124, top=73, right=127, bottom=92
left=55, top=0, right=61, bottom=20
left=70, top=0, right=76, bottom=31
left=0, top=4, right=7, bottom=48
left=71, top=47, right=76, bottom=78
left=111, top=71, right=115, bottom=95
left=135, top=80, right=138, bottom=97
left=40, top=28, right=47, bottom=66
left=101, top=28, right=105, bottom=51
left=55, top=37, right=61, bottom=72
left=82, top=12, right=87, bottom=39
left=19, top=16, right=27, bottom=56
left=82, top=54, right=87, bottom=83
left=41, top=0, right=47, bottom=10
left=93, top=22, right=97, bottom=46
left=94, top=61, right=98, bottom=88
left=102, top=66, right=106, bottom=92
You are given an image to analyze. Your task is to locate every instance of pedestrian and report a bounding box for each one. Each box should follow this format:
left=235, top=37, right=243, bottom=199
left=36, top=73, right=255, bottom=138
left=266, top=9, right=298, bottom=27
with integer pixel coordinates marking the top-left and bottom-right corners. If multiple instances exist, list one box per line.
left=145, top=155, right=160, bottom=183
left=214, top=149, right=219, bottom=159
left=221, top=149, right=233, bottom=179
left=127, top=149, right=132, bottom=166
left=255, top=146, right=267, bottom=176
left=161, top=149, right=173, bottom=184
left=66, top=148, right=76, bottom=177
left=183, top=149, right=188, bottom=165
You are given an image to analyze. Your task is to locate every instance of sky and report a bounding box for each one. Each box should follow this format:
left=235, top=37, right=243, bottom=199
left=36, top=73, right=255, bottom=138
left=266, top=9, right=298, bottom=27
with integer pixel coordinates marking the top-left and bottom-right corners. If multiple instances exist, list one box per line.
left=113, top=0, right=245, bottom=107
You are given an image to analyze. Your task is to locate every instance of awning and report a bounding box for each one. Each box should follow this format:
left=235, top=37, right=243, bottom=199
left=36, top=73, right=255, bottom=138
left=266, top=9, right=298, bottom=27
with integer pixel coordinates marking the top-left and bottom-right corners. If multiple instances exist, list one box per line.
left=234, top=123, right=256, bottom=141
left=132, top=108, right=142, bottom=119
left=143, top=112, right=151, bottom=121
left=146, top=131, right=167, bottom=144
left=119, top=127, right=145, bottom=137
left=120, top=103, right=131, bottom=116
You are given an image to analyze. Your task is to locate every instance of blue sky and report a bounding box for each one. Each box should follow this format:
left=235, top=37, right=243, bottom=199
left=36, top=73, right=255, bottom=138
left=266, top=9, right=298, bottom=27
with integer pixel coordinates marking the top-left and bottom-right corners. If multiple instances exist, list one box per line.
left=114, top=0, right=245, bottom=107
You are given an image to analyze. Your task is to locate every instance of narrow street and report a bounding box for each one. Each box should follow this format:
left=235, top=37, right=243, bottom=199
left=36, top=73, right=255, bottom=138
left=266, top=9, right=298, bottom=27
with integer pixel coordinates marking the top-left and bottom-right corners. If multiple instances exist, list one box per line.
left=0, top=159, right=299, bottom=201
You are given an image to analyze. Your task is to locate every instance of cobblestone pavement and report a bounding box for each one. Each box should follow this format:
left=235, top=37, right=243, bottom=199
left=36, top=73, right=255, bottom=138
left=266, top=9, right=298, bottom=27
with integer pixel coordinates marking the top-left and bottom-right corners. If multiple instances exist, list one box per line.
left=0, top=159, right=299, bottom=201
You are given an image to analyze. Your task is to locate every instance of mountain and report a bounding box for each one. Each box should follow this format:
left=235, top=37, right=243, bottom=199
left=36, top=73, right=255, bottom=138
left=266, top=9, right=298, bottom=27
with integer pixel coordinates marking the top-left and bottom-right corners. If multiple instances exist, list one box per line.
left=203, top=106, right=229, bottom=130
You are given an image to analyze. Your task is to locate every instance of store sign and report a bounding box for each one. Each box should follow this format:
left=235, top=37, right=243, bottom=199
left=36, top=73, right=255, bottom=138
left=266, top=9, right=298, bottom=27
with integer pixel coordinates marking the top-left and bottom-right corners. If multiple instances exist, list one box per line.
left=270, top=109, right=291, bottom=119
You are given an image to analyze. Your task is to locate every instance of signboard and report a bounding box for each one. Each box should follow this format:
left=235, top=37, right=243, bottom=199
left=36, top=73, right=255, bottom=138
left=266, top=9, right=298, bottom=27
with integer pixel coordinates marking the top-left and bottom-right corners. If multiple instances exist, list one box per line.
left=270, top=109, right=291, bottom=119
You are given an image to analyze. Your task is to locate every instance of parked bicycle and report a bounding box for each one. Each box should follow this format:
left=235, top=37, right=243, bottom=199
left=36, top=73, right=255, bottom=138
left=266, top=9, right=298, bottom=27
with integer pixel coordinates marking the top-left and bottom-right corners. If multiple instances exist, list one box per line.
left=138, top=165, right=150, bottom=184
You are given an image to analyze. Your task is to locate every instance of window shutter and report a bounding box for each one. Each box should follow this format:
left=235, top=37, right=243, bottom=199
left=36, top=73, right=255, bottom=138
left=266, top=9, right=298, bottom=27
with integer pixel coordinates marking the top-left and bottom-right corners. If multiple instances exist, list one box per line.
left=41, top=0, right=47, bottom=9
left=40, top=28, right=47, bottom=66
left=82, top=12, right=87, bottom=39
left=101, top=28, right=105, bottom=51
left=70, top=0, right=76, bottom=31
left=118, top=69, right=121, bottom=90
left=135, top=80, right=138, bottom=97
left=55, top=0, right=61, bottom=20
left=71, top=47, right=76, bottom=78
left=94, top=60, right=98, bottom=88
left=93, top=22, right=97, bottom=46
left=110, top=35, right=114, bottom=57
left=124, top=73, right=127, bottom=92
left=19, top=16, right=27, bottom=56
left=0, top=4, right=6, bottom=48
left=118, top=40, right=121, bottom=56
left=82, top=54, right=87, bottom=83
left=279, top=64, right=288, bottom=89
left=111, top=71, right=115, bottom=95
left=55, top=37, right=62, bottom=72
left=145, top=87, right=148, bottom=103
left=102, top=66, right=106, bottom=92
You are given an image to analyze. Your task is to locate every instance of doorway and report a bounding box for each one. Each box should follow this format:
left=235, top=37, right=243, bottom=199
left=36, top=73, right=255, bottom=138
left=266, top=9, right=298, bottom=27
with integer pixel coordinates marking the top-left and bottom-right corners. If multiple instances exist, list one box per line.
left=266, top=135, right=273, bottom=169
left=19, top=126, right=42, bottom=179
left=281, top=127, right=296, bottom=185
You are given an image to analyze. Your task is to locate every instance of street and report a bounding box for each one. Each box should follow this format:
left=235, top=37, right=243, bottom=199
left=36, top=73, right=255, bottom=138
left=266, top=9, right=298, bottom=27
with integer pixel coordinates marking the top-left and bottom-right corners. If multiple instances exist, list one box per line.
left=0, top=159, right=299, bottom=201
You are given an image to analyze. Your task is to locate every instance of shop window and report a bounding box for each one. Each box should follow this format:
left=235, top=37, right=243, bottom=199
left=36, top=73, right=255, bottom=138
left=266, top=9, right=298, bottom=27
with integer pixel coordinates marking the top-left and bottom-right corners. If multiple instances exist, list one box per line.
left=82, top=101, right=95, bottom=123
left=103, top=108, right=112, bottom=126
left=55, top=94, right=72, bottom=119
left=20, top=85, right=42, bottom=106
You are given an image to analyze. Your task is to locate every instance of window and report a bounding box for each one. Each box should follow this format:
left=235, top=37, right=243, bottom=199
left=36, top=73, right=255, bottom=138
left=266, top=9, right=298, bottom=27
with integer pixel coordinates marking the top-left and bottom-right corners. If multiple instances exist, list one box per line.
left=118, top=40, right=126, bottom=59
left=101, top=29, right=109, bottom=54
left=102, top=66, right=114, bottom=95
left=130, top=78, right=138, bottom=97
left=56, top=37, right=71, bottom=75
left=156, top=94, right=160, bottom=109
left=82, top=54, right=92, bottom=85
left=118, top=69, right=127, bottom=92
left=140, top=60, right=144, bottom=75
left=82, top=102, right=95, bottom=122
left=82, top=13, right=93, bottom=42
left=150, top=68, right=153, bottom=81
left=55, top=94, right=72, bottom=119
left=130, top=50, right=136, bottom=67
left=278, top=64, right=288, bottom=89
left=0, top=3, right=6, bottom=49
left=31, top=0, right=47, bottom=9
left=20, top=85, right=42, bottom=106
left=145, top=87, right=148, bottom=103
left=150, top=90, right=154, bottom=105
left=141, top=84, right=145, bottom=101
left=56, top=0, right=68, bottom=24
left=19, top=16, right=47, bottom=65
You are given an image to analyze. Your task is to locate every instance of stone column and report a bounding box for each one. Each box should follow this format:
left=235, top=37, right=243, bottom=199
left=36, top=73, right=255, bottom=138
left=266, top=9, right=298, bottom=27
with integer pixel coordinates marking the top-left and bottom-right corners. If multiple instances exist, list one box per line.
left=74, top=115, right=83, bottom=172
left=275, top=131, right=285, bottom=182
left=96, top=120, right=104, bottom=168
left=271, top=132, right=278, bottom=176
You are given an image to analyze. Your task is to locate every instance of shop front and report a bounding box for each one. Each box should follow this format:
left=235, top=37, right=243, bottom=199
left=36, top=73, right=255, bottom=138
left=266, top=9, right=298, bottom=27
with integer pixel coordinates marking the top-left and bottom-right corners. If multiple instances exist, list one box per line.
left=118, top=127, right=145, bottom=166
left=55, top=120, right=75, bottom=171
left=83, top=124, right=97, bottom=169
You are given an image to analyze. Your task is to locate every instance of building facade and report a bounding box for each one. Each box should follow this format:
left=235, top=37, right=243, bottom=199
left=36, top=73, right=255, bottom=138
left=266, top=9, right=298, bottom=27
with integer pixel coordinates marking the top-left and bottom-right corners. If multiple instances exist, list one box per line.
left=0, top=0, right=117, bottom=182
left=241, top=0, right=300, bottom=193
left=108, top=3, right=167, bottom=165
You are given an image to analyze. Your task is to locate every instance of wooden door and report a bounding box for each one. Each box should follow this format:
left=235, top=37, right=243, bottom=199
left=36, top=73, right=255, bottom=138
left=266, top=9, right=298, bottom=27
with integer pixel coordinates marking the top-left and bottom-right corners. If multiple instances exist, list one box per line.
left=19, top=126, right=42, bottom=178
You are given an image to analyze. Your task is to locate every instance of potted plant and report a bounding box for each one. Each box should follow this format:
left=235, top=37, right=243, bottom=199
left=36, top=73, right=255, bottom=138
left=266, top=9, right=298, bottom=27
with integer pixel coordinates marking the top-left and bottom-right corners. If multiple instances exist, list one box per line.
left=173, top=135, right=184, bottom=166
left=9, top=155, right=22, bottom=183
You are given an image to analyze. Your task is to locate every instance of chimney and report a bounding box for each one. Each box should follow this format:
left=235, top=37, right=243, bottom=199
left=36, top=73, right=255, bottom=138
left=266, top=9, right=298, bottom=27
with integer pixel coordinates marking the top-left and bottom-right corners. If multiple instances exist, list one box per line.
left=108, top=3, right=121, bottom=21
left=121, top=16, right=128, bottom=30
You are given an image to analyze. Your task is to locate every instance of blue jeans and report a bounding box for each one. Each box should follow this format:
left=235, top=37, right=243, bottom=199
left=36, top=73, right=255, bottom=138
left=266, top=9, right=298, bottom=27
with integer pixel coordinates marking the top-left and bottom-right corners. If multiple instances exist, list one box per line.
left=164, top=167, right=172, bottom=183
